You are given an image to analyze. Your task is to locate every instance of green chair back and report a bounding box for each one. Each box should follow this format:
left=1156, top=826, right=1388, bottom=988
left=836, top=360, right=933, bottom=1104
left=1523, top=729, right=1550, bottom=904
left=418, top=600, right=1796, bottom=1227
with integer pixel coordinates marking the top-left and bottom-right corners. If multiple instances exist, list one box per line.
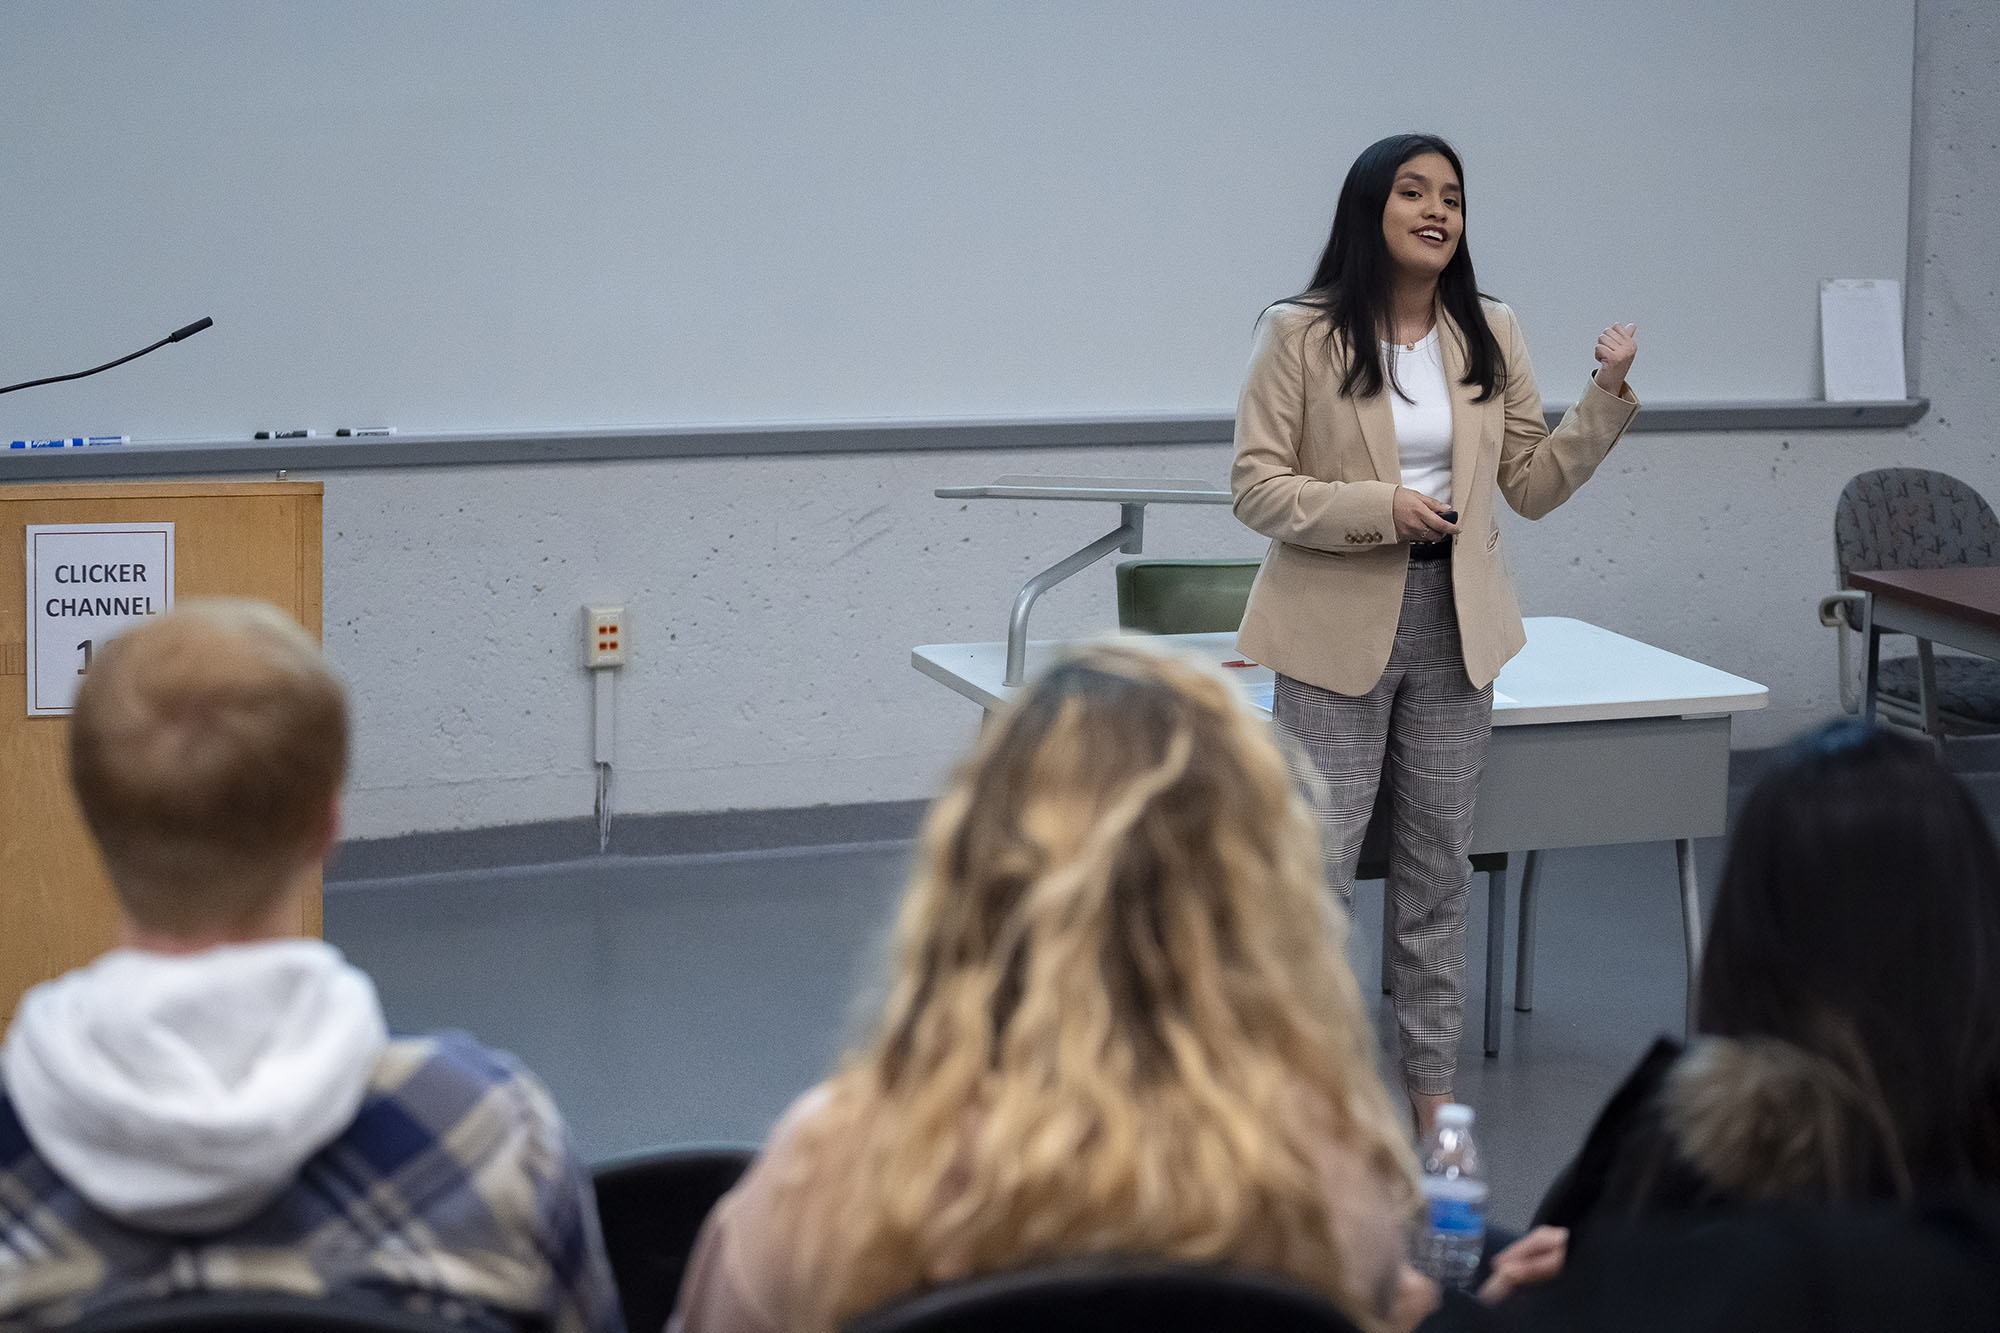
left=1114, top=559, right=1261, bottom=636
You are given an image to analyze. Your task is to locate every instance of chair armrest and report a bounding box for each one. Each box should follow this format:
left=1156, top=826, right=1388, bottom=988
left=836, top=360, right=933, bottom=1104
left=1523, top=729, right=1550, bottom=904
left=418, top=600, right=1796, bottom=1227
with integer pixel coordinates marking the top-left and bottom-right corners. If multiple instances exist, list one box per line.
left=1818, top=590, right=1868, bottom=714
left=1817, top=589, right=1865, bottom=628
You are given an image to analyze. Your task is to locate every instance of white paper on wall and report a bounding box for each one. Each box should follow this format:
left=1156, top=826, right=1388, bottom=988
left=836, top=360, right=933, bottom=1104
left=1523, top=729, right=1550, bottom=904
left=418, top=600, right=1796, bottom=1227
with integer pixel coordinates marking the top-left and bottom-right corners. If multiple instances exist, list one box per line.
left=25, top=522, right=174, bottom=716
left=1820, top=278, right=1907, bottom=401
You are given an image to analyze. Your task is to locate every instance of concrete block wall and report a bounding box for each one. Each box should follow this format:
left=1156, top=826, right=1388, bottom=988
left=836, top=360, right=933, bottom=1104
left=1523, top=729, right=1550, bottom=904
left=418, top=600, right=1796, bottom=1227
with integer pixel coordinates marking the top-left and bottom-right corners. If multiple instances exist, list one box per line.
left=326, top=0, right=1997, bottom=841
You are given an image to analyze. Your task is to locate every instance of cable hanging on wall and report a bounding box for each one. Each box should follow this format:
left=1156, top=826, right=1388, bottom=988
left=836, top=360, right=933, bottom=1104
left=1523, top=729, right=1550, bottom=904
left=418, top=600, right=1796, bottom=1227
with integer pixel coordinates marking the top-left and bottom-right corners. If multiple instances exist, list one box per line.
left=584, top=606, right=626, bottom=854
left=594, top=742, right=614, bottom=854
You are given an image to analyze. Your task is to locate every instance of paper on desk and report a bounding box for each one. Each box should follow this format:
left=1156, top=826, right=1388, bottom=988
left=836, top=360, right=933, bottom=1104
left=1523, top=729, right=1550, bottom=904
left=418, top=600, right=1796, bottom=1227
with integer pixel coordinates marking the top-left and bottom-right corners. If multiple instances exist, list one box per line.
left=1820, top=279, right=1906, bottom=401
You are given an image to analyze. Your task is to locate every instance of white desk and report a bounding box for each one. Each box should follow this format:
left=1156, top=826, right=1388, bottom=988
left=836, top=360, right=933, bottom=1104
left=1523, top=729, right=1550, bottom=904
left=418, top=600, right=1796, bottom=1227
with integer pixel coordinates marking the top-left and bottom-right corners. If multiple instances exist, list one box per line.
left=913, top=618, right=1768, bottom=1051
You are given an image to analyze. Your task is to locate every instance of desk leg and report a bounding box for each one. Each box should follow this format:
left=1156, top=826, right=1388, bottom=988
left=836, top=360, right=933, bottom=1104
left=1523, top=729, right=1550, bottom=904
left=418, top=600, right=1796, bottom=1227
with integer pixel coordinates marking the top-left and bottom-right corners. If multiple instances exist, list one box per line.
left=1916, top=638, right=1943, bottom=747
left=1862, top=596, right=1881, bottom=725
left=1484, top=859, right=1508, bottom=1058
left=1514, top=849, right=1543, bottom=1012
left=1676, top=838, right=1704, bottom=1037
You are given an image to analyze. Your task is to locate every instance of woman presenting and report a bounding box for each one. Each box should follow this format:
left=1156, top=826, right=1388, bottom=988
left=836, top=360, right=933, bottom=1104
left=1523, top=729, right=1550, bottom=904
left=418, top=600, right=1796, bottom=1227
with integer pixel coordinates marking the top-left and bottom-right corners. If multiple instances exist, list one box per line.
left=1232, top=133, right=1638, bottom=1134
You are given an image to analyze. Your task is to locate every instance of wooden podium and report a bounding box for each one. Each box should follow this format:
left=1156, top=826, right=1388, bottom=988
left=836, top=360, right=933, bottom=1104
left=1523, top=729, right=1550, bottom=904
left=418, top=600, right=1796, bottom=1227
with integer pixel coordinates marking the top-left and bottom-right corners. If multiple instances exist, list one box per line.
left=0, top=480, right=324, bottom=1022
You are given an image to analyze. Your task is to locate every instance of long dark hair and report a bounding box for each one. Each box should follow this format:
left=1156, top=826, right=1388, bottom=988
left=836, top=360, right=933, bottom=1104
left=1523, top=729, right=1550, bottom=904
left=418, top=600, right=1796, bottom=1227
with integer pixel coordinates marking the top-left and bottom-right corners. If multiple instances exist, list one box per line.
left=1698, top=719, right=2000, bottom=1190
left=1282, top=133, right=1504, bottom=403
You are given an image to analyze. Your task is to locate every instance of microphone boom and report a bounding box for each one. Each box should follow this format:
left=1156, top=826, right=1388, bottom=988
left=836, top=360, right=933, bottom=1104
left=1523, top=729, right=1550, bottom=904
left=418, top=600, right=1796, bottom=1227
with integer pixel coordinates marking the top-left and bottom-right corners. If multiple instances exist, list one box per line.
left=0, top=316, right=215, bottom=397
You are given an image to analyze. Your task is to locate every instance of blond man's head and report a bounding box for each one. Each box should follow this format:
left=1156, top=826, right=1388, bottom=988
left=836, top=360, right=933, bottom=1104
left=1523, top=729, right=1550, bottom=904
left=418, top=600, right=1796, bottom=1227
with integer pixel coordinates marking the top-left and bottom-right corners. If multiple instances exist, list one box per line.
left=69, top=599, right=347, bottom=934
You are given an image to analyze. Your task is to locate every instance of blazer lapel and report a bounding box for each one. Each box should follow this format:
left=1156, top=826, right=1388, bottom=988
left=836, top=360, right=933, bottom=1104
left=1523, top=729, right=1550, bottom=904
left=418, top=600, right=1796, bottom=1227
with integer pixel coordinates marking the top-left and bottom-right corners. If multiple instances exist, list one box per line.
left=1440, top=310, right=1485, bottom=512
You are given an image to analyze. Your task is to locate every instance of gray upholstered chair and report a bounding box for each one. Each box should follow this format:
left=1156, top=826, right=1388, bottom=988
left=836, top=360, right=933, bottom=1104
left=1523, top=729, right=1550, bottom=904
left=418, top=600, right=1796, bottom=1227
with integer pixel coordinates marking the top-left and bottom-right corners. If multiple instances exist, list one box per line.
left=1817, top=468, right=2000, bottom=741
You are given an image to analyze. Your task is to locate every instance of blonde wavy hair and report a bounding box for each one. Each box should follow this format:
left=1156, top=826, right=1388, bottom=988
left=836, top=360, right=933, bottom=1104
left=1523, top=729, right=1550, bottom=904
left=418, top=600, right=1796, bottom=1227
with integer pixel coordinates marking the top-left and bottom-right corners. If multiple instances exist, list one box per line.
left=783, top=640, right=1415, bottom=1329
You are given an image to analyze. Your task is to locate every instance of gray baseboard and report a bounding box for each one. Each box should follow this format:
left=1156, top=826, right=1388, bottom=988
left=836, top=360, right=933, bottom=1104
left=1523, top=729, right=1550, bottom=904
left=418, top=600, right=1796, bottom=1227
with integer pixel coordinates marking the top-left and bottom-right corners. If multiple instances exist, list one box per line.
left=329, top=739, right=2000, bottom=886
left=326, top=799, right=930, bottom=884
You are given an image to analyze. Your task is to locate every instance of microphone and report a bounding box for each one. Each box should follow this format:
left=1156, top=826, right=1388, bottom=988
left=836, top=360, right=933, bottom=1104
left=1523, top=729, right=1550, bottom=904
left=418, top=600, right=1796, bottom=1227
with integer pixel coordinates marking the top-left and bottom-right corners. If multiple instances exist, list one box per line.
left=0, top=316, right=215, bottom=397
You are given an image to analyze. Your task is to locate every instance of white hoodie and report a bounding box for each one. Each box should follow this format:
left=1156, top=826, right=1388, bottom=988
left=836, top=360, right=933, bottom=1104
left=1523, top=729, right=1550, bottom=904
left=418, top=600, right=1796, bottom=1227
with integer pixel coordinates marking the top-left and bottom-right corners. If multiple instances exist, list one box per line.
left=0, top=938, right=389, bottom=1234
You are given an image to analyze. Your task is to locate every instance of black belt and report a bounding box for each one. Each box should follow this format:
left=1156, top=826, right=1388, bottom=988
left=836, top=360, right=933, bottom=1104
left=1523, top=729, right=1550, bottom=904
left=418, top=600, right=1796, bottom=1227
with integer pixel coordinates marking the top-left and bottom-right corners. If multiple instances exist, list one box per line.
left=1409, top=539, right=1452, bottom=562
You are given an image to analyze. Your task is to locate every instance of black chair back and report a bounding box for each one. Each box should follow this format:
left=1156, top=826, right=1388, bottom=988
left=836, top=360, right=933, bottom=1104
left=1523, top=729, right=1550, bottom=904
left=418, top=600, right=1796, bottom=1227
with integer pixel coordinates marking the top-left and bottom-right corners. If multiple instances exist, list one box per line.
left=591, top=1142, right=756, bottom=1333
left=846, top=1260, right=1366, bottom=1333
left=72, top=1293, right=474, bottom=1331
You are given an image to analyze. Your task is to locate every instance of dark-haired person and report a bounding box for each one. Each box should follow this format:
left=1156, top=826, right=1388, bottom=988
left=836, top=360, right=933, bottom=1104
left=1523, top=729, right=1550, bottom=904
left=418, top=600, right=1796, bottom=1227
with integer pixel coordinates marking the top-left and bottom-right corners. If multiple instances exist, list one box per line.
left=1231, top=133, right=1638, bottom=1133
left=1537, top=718, right=2000, bottom=1228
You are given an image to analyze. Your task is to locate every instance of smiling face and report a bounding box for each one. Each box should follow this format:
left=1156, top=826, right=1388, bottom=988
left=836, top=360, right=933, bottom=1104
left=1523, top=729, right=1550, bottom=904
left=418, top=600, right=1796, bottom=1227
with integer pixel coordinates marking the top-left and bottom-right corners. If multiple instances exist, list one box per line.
left=1380, top=151, right=1463, bottom=283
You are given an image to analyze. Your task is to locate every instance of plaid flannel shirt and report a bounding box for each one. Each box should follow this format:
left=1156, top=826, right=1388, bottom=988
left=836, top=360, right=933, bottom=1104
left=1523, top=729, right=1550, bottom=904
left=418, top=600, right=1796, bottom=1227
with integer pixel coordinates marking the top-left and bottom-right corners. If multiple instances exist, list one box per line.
left=0, top=1031, right=622, bottom=1332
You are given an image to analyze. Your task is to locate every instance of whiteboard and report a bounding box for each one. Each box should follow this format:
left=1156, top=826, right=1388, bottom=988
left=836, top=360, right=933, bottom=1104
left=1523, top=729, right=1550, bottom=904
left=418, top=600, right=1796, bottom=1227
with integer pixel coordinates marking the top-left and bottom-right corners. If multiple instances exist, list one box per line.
left=0, top=1, right=1913, bottom=442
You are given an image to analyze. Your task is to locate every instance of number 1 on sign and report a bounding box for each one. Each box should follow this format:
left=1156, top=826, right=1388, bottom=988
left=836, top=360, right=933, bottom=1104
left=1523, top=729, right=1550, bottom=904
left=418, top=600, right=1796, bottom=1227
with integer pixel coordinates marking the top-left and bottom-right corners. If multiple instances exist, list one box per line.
left=76, top=640, right=93, bottom=674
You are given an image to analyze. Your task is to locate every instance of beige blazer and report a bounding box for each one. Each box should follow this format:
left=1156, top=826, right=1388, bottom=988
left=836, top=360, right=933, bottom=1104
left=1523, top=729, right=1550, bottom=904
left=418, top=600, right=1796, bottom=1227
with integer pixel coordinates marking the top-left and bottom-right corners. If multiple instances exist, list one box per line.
left=1232, top=299, right=1639, bottom=694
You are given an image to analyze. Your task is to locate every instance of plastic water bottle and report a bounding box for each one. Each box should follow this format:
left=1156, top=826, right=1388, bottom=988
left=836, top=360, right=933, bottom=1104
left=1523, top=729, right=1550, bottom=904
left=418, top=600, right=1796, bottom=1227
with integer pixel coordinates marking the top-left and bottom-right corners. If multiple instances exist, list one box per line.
left=1417, top=1102, right=1486, bottom=1290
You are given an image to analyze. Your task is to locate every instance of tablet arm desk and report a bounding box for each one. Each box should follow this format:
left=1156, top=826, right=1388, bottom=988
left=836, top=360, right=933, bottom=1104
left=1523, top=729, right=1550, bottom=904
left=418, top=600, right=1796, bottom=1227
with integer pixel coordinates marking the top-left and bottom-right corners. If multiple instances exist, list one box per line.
left=935, top=475, right=1231, bottom=684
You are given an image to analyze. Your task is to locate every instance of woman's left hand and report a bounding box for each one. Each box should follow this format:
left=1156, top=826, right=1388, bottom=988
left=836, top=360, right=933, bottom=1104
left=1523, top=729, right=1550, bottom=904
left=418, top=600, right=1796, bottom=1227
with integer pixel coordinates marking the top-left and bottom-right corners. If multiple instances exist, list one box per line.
left=1593, top=323, right=1637, bottom=395
left=1478, top=1225, right=1569, bottom=1304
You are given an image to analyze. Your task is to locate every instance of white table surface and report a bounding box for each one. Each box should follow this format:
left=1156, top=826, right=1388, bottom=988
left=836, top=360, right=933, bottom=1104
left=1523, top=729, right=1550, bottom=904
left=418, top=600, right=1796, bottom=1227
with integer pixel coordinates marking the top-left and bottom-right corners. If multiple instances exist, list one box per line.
left=913, top=617, right=1768, bottom=723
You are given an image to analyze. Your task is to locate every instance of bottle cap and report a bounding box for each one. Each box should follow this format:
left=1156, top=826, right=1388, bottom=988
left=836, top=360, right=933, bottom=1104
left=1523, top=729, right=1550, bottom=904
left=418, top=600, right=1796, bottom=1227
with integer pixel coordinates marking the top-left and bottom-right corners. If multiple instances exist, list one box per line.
left=1437, top=1103, right=1474, bottom=1128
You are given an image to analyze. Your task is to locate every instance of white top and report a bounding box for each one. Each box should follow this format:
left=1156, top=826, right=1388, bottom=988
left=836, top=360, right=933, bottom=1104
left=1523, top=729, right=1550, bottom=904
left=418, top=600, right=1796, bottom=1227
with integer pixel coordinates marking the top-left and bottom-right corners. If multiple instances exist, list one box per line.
left=1384, top=328, right=1453, bottom=503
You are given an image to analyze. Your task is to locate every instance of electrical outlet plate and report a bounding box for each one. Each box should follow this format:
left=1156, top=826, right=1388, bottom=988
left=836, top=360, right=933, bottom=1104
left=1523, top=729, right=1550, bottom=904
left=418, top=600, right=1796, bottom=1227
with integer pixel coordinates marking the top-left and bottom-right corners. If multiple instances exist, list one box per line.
left=585, top=605, right=626, bottom=668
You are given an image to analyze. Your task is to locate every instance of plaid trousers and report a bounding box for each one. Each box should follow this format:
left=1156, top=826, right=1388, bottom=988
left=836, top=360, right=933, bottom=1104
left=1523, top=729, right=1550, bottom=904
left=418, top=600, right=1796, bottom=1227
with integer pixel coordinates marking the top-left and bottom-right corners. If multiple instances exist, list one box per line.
left=1273, top=557, right=1493, bottom=1096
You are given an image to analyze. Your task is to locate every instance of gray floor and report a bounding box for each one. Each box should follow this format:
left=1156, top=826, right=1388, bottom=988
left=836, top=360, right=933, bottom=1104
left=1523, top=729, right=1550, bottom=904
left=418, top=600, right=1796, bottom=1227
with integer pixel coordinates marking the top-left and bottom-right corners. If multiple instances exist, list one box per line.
left=324, top=769, right=2000, bottom=1233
